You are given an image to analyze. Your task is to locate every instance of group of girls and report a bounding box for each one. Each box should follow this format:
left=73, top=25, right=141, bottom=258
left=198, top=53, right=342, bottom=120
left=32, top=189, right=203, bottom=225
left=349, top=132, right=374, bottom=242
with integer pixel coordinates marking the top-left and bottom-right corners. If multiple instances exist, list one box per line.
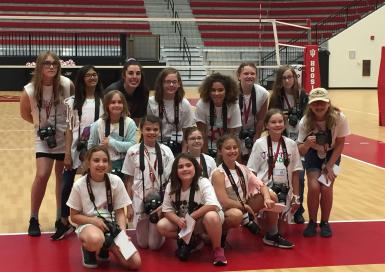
left=20, top=51, right=349, bottom=270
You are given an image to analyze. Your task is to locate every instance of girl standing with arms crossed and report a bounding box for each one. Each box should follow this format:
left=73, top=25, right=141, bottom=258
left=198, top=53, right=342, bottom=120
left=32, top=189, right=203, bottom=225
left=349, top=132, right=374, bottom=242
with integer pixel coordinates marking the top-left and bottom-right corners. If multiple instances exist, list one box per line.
left=247, top=109, right=303, bottom=235
left=297, top=88, right=349, bottom=237
left=67, top=145, right=141, bottom=269
left=122, top=115, right=174, bottom=250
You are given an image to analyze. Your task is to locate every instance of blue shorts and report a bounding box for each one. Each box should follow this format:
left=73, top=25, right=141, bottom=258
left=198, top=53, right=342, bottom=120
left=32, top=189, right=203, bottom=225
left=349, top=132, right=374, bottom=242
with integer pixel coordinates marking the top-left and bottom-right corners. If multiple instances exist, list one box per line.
left=304, top=148, right=341, bottom=172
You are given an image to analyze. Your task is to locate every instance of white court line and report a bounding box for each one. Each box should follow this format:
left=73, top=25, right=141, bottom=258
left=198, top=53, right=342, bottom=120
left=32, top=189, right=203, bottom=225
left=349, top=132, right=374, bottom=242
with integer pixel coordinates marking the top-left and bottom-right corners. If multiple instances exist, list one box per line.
left=339, top=107, right=378, bottom=116
left=342, top=154, right=385, bottom=171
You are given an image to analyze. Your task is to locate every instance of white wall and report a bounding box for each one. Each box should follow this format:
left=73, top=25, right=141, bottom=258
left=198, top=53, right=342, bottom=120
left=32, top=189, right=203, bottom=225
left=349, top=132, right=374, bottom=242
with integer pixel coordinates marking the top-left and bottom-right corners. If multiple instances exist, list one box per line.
left=328, top=5, right=385, bottom=88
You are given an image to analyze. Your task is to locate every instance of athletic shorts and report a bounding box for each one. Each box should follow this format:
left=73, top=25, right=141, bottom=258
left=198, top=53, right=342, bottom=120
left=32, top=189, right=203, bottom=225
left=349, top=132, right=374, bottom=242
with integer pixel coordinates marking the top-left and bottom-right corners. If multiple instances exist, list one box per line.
left=36, top=152, right=65, bottom=161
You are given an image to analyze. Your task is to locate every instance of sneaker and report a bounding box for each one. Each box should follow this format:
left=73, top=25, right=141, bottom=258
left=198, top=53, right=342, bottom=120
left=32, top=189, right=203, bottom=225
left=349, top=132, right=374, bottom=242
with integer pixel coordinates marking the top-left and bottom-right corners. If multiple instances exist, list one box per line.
left=263, top=233, right=294, bottom=249
left=98, top=247, right=109, bottom=261
left=303, top=220, right=317, bottom=237
left=81, top=247, right=98, bottom=268
left=320, top=221, right=332, bottom=237
left=50, top=220, right=75, bottom=241
left=244, top=220, right=261, bottom=235
left=28, top=217, right=41, bottom=237
left=176, top=239, right=191, bottom=261
left=212, top=247, right=227, bottom=266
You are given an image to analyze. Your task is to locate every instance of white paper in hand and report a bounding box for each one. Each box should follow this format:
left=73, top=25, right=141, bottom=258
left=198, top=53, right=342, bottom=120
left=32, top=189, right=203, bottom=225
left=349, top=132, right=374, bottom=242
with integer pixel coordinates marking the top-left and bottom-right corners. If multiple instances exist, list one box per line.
left=318, top=164, right=340, bottom=187
left=114, top=230, right=137, bottom=260
left=178, top=213, right=196, bottom=244
left=261, top=203, right=286, bottom=213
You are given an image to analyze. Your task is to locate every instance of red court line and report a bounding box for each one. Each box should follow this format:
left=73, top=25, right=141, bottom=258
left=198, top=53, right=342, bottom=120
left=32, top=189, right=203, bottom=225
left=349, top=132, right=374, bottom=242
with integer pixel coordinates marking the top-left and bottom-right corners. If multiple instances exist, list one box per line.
left=0, top=221, right=384, bottom=271
left=343, top=134, right=385, bottom=168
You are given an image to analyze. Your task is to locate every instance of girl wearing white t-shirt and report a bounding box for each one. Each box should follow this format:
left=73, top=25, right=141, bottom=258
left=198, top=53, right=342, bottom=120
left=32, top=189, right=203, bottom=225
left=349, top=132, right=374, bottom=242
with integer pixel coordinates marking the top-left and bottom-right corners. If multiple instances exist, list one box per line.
left=184, top=126, right=217, bottom=178
left=212, top=134, right=294, bottom=249
left=20, top=51, right=74, bottom=237
left=147, top=67, right=195, bottom=155
left=67, top=145, right=141, bottom=269
left=122, top=115, right=174, bottom=250
left=247, top=109, right=303, bottom=234
left=157, top=153, right=227, bottom=266
left=298, top=88, right=350, bottom=238
left=88, top=90, right=137, bottom=180
left=236, top=63, right=269, bottom=162
left=195, top=73, right=242, bottom=157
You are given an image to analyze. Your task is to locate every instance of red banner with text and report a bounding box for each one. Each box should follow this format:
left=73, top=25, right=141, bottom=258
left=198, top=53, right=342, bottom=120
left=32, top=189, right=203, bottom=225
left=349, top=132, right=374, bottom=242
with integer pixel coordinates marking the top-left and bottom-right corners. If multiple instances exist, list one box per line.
left=302, top=45, right=321, bottom=93
left=377, top=46, right=385, bottom=126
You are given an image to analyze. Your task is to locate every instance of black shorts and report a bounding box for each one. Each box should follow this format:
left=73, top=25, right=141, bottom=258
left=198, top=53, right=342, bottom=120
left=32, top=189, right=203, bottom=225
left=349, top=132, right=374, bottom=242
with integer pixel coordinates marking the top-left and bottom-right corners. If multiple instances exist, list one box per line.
left=36, top=152, right=65, bottom=161
left=304, top=148, right=341, bottom=172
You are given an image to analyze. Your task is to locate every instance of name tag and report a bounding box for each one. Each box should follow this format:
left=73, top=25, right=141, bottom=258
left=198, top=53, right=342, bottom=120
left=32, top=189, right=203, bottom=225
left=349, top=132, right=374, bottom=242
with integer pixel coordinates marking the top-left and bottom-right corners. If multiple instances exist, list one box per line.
left=273, top=168, right=287, bottom=184
left=171, top=131, right=183, bottom=143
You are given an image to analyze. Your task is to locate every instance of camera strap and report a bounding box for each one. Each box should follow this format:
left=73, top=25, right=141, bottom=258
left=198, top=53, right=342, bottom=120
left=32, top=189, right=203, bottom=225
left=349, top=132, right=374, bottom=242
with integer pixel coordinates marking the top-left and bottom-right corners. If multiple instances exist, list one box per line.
left=267, top=136, right=289, bottom=183
left=139, top=141, right=164, bottom=203
left=175, top=182, right=198, bottom=215
left=86, top=172, right=114, bottom=221
left=209, top=101, right=227, bottom=144
left=77, top=98, right=100, bottom=141
left=38, top=106, right=57, bottom=134
left=239, top=85, right=257, bottom=125
left=221, top=163, right=247, bottom=209
left=199, top=154, right=208, bottom=178
left=105, top=117, right=125, bottom=138
left=159, top=97, right=179, bottom=143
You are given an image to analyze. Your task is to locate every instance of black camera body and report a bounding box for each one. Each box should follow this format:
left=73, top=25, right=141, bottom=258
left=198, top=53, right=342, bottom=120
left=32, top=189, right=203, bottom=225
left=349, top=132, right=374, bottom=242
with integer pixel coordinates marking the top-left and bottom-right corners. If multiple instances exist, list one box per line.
left=102, top=219, right=121, bottom=249
left=162, top=137, right=182, bottom=155
left=239, top=128, right=255, bottom=149
left=207, top=148, right=217, bottom=159
left=37, top=126, right=57, bottom=148
left=143, top=192, right=163, bottom=224
left=315, top=130, right=331, bottom=145
left=76, top=140, right=88, bottom=161
left=271, top=183, right=289, bottom=204
left=287, top=107, right=301, bottom=127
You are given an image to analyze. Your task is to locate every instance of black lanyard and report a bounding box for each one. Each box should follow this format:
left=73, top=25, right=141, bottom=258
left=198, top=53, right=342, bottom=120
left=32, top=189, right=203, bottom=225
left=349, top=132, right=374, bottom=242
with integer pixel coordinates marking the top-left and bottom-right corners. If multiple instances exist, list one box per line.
left=221, top=163, right=247, bottom=208
left=38, top=106, right=56, bottom=132
left=239, top=85, right=257, bottom=125
left=175, top=183, right=198, bottom=215
left=86, top=173, right=114, bottom=222
left=199, top=154, right=208, bottom=178
left=159, top=98, right=179, bottom=143
left=267, top=135, right=289, bottom=183
left=139, top=141, right=164, bottom=203
left=105, top=117, right=124, bottom=138
left=209, top=100, right=227, bottom=150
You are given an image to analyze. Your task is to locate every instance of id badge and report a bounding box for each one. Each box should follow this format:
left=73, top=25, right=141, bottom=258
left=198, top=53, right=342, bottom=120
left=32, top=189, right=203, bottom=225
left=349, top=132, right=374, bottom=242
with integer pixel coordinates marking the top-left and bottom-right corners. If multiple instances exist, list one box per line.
left=272, top=168, right=286, bottom=184
left=171, top=131, right=183, bottom=143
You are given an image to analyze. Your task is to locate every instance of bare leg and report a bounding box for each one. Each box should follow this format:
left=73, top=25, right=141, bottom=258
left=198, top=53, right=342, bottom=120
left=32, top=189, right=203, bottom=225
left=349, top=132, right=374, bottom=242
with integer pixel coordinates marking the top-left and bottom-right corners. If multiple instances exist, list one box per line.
left=307, top=171, right=322, bottom=222
left=202, top=211, right=222, bottom=249
left=320, top=183, right=334, bottom=222
left=54, top=160, right=64, bottom=219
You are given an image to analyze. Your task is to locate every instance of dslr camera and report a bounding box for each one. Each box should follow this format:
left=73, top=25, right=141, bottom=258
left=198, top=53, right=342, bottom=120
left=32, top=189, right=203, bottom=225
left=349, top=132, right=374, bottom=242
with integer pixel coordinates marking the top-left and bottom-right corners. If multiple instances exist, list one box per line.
left=239, top=128, right=255, bottom=149
left=101, top=218, right=121, bottom=249
left=162, top=137, right=182, bottom=155
left=271, top=183, right=289, bottom=204
left=207, top=148, right=217, bottom=159
left=315, top=130, right=331, bottom=145
left=37, top=126, right=56, bottom=148
left=143, top=191, right=163, bottom=224
left=76, top=140, right=88, bottom=161
left=287, top=107, right=301, bottom=127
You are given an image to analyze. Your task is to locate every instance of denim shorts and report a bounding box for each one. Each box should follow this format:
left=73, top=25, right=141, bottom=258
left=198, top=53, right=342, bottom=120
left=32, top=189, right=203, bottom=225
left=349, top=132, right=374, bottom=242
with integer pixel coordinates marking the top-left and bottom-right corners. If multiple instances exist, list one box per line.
left=304, top=148, right=341, bottom=172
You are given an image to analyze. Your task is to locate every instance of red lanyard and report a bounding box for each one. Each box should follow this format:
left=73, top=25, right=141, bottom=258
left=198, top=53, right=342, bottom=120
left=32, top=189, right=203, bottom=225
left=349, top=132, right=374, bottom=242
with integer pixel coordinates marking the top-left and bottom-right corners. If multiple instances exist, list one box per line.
left=267, top=136, right=282, bottom=179
left=282, top=92, right=292, bottom=110
left=243, top=95, right=253, bottom=124
left=144, top=146, right=158, bottom=183
left=44, top=96, right=53, bottom=119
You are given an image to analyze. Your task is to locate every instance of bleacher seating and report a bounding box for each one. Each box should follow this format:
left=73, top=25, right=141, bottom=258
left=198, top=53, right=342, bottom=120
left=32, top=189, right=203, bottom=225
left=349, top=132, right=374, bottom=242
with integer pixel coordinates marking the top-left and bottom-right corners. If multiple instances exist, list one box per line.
left=190, top=0, right=382, bottom=47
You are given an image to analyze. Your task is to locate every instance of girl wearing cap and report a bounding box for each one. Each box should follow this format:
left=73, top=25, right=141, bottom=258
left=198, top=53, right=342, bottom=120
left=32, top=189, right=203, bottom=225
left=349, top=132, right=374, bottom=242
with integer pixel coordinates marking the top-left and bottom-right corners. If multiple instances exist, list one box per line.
left=297, top=87, right=349, bottom=238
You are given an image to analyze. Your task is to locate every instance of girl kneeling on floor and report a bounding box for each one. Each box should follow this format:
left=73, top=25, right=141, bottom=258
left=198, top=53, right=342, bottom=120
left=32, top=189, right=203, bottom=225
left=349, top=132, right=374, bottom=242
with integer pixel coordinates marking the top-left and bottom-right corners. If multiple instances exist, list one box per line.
left=67, top=145, right=141, bottom=270
left=157, top=153, right=227, bottom=266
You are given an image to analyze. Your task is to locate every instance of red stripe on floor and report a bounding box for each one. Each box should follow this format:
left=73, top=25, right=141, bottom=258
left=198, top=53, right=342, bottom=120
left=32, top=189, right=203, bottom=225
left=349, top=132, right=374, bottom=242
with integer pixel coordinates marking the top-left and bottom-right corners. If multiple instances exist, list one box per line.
left=343, top=134, right=385, bottom=168
left=0, top=221, right=384, bottom=271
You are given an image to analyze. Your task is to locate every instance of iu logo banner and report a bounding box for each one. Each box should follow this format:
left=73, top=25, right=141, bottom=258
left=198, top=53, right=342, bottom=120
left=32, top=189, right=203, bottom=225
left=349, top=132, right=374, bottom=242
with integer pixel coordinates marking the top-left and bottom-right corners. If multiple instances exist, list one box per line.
left=377, top=46, right=385, bottom=126
left=302, top=45, right=321, bottom=93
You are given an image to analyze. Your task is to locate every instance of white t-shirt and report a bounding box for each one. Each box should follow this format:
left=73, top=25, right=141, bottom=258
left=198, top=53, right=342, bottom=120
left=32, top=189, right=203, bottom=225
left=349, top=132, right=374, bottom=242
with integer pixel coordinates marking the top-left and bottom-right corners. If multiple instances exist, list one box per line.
left=25, top=76, right=71, bottom=153
left=162, top=177, right=222, bottom=217
left=67, top=173, right=132, bottom=222
left=212, top=162, right=264, bottom=203
left=194, top=99, right=242, bottom=148
left=195, top=153, right=217, bottom=178
left=241, top=84, right=269, bottom=129
left=121, top=143, right=174, bottom=227
left=65, top=96, right=104, bottom=169
left=147, top=96, right=195, bottom=143
left=297, top=112, right=350, bottom=150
